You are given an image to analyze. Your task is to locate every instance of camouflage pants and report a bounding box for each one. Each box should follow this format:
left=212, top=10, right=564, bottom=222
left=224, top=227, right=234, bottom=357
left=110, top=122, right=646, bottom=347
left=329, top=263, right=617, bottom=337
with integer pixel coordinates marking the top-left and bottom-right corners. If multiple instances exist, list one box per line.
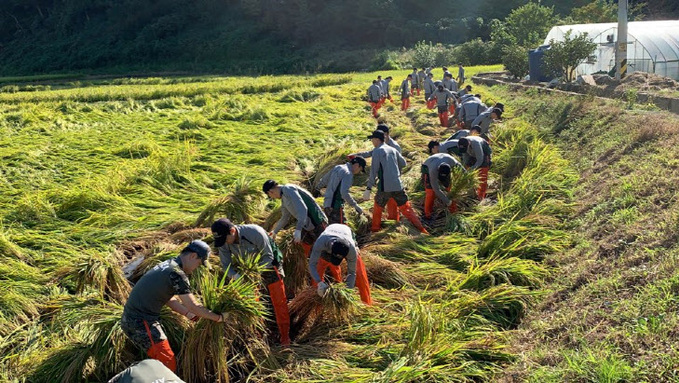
left=121, top=314, right=167, bottom=352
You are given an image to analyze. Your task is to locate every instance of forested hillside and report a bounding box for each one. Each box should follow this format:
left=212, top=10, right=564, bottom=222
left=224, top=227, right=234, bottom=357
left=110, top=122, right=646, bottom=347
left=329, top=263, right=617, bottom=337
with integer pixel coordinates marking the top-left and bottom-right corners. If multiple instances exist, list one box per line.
left=0, top=0, right=676, bottom=75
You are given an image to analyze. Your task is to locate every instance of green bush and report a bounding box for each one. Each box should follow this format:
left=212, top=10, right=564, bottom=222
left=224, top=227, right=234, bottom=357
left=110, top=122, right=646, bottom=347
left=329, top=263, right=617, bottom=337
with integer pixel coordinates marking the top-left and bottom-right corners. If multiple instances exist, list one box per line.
left=502, top=44, right=530, bottom=79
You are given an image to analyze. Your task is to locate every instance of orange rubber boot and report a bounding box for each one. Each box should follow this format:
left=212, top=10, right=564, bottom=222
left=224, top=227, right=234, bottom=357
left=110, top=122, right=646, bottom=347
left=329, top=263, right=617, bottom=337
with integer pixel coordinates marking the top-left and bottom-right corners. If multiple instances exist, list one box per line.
left=477, top=167, right=489, bottom=200
left=398, top=201, right=428, bottom=234
left=424, top=189, right=436, bottom=219
left=371, top=203, right=384, bottom=232
left=386, top=198, right=399, bottom=221
left=355, top=255, right=372, bottom=305
left=267, top=278, right=291, bottom=346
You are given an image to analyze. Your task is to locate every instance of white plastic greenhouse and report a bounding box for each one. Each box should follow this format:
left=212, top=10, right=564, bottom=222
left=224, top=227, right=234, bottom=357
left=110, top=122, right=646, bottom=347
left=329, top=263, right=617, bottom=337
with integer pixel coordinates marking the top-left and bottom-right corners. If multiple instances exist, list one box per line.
left=543, top=20, right=679, bottom=80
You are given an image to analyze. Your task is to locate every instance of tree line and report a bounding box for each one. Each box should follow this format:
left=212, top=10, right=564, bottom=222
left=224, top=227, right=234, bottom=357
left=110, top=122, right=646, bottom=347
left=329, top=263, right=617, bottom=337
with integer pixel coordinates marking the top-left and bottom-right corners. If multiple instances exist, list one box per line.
left=0, top=0, right=674, bottom=75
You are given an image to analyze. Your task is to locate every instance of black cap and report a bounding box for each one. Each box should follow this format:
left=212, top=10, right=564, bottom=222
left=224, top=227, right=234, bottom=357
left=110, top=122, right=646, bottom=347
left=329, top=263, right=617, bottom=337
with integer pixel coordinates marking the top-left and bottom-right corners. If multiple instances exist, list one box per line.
left=184, top=240, right=211, bottom=266
left=427, top=140, right=440, bottom=153
left=470, top=125, right=483, bottom=134
left=492, top=107, right=503, bottom=118
left=376, top=124, right=390, bottom=134
left=438, top=163, right=452, bottom=188
left=350, top=157, right=367, bottom=173
left=262, top=180, right=277, bottom=194
left=211, top=218, right=234, bottom=247
left=329, top=239, right=350, bottom=266
left=494, top=102, right=504, bottom=112
left=458, top=138, right=469, bottom=151
left=367, top=130, right=385, bottom=141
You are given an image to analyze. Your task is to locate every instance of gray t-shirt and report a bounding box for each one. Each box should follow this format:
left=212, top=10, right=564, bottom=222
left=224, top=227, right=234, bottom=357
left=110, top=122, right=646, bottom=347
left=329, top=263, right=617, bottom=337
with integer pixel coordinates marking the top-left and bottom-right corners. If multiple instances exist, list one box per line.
left=123, top=258, right=191, bottom=321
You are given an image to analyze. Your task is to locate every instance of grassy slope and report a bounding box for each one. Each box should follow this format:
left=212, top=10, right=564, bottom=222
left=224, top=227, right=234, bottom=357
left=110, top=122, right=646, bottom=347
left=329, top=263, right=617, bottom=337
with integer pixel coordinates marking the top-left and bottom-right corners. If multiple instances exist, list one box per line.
left=492, top=88, right=679, bottom=382
left=0, top=65, right=585, bottom=382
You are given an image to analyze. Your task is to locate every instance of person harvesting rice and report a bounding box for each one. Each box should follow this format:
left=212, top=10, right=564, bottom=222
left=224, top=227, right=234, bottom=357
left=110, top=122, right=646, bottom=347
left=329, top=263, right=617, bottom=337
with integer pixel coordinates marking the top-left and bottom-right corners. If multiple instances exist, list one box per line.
left=120, top=240, right=226, bottom=372
left=309, top=224, right=372, bottom=305
left=211, top=218, right=291, bottom=346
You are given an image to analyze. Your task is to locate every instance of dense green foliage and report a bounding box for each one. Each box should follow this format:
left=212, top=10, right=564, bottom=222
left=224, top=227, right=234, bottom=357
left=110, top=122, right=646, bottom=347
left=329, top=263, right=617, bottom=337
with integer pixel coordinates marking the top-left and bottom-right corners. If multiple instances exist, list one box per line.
left=1, top=0, right=673, bottom=75
left=543, top=31, right=598, bottom=81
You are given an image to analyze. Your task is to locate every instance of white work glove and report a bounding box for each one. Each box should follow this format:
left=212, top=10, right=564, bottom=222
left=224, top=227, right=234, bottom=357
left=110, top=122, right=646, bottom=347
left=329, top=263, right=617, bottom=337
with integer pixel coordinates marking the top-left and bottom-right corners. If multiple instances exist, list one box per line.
left=293, top=229, right=302, bottom=244
left=317, top=281, right=329, bottom=297
left=362, top=189, right=371, bottom=201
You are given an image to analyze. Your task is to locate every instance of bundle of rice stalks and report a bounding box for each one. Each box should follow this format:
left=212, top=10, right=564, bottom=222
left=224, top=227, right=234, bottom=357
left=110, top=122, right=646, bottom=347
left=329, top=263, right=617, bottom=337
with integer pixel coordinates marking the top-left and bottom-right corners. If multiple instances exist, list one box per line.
left=127, top=245, right=177, bottom=283
left=296, top=139, right=364, bottom=192
left=456, top=257, right=548, bottom=291
left=477, top=216, right=570, bottom=261
left=229, top=253, right=265, bottom=286
left=278, top=231, right=309, bottom=295
left=453, top=285, right=534, bottom=329
left=55, top=252, right=130, bottom=303
left=289, top=285, right=358, bottom=339
left=361, top=253, right=410, bottom=289
left=33, top=298, right=154, bottom=382
left=346, top=212, right=371, bottom=240
left=446, top=167, right=479, bottom=203
left=180, top=270, right=268, bottom=383
left=195, top=177, right=264, bottom=227
left=0, top=280, right=44, bottom=323
left=261, top=203, right=281, bottom=232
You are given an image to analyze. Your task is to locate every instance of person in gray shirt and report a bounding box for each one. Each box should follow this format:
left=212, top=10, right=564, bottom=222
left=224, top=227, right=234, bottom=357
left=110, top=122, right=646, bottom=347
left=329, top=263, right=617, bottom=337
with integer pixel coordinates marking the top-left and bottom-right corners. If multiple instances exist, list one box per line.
left=121, top=241, right=225, bottom=372
left=472, top=107, right=503, bottom=138
left=362, top=129, right=428, bottom=234
left=263, top=180, right=328, bottom=256
left=428, top=84, right=457, bottom=127
left=458, top=136, right=492, bottom=200
left=108, top=359, right=185, bottom=383
left=315, top=157, right=368, bottom=224
left=418, top=67, right=426, bottom=90
left=459, top=95, right=487, bottom=128
left=211, top=218, right=290, bottom=345
left=442, top=72, right=458, bottom=92
left=457, top=64, right=466, bottom=86
left=367, top=80, right=382, bottom=118
left=410, top=67, right=420, bottom=95
left=400, top=75, right=412, bottom=111
left=309, top=224, right=371, bottom=305
left=350, top=124, right=401, bottom=222
left=421, top=153, right=464, bottom=220
left=381, top=76, right=393, bottom=103
left=424, top=72, right=437, bottom=109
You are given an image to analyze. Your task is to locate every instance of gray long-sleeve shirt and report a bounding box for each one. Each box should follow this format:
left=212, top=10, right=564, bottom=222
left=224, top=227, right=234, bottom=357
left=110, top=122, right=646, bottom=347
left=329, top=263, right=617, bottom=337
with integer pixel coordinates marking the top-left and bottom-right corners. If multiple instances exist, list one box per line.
left=411, top=71, right=419, bottom=85
left=462, top=136, right=490, bottom=170
left=367, top=143, right=406, bottom=192
left=439, top=139, right=460, bottom=154
left=368, top=84, right=381, bottom=102
left=471, top=110, right=494, bottom=134
left=447, top=129, right=470, bottom=141
left=418, top=70, right=426, bottom=85
left=423, top=153, right=464, bottom=206
left=317, top=163, right=362, bottom=214
left=380, top=79, right=391, bottom=97
left=309, top=224, right=358, bottom=288
left=217, top=224, right=277, bottom=280
left=424, top=78, right=436, bottom=95
left=355, top=136, right=401, bottom=158
left=400, top=79, right=410, bottom=98
left=442, top=78, right=458, bottom=92
left=429, top=88, right=456, bottom=108
left=459, top=98, right=486, bottom=122
left=273, top=184, right=325, bottom=234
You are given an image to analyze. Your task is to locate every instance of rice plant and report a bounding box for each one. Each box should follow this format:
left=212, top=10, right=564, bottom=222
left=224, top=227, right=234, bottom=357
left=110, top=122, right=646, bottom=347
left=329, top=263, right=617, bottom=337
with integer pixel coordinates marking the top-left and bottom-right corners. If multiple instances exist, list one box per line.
left=195, top=177, right=265, bottom=227
left=55, top=252, right=130, bottom=303
left=456, top=257, right=548, bottom=291
left=361, top=253, right=410, bottom=289
left=288, top=284, right=358, bottom=340
left=180, top=268, right=268, bottom=383
left=477, top=216, right=570, bottom=261
left=278, top=231, right=310, bottom=296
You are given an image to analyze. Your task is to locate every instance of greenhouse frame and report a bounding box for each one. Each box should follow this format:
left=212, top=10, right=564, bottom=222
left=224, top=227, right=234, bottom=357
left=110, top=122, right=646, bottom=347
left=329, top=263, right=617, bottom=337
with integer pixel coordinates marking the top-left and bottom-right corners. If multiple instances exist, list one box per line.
left=543, top=20, right=679, bottom=80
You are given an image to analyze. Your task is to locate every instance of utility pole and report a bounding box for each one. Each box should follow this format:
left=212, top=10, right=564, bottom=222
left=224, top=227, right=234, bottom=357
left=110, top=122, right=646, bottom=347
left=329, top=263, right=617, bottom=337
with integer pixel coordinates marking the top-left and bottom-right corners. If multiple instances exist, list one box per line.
left=616, top=0, right=628, bottom=80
